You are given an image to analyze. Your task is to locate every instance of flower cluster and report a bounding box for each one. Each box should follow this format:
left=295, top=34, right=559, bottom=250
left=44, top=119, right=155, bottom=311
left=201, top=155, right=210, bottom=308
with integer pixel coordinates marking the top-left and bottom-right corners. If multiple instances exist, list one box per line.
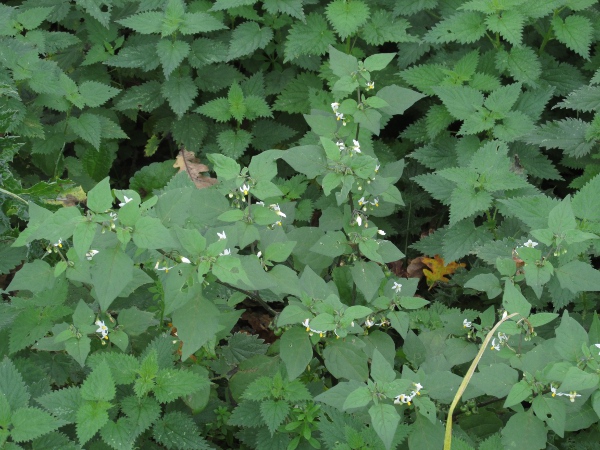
left=302, top=319, right=326, bottom=338
left=357, top=196, right=379, bottom=210
left=95, top=320, right=108, bottom=340
left=550, top=384, right=581, bottom=402
left=463, top=318, right=472, bottom=328
left=394, top=383, right=423, bottom=406
left=364, top=317, right=390, bottom=328
left=490, top=331, right=509, bottom=351
left=331, top=102, right=346, bottom=125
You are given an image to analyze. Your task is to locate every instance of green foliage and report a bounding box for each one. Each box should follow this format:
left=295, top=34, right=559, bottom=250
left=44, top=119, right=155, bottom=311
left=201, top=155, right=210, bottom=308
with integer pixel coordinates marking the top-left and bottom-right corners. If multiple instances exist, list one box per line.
left=2, top=0, right=600, bottom=449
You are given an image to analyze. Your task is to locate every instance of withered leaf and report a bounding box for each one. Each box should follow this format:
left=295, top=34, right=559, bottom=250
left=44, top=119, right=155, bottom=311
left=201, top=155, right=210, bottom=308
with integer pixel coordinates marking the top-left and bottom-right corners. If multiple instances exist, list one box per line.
left=173, top=149, right=218, bottom=189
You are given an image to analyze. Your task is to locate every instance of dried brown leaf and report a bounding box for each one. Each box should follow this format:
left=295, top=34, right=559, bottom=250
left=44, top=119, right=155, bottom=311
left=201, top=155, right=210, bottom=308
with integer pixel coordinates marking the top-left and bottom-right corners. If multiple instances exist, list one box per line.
left=173, top=149, right=218, bottom=189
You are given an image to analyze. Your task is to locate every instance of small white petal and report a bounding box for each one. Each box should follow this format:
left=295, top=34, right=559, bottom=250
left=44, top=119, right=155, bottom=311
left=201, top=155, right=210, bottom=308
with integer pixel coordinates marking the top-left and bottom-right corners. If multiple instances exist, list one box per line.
left=180, top=256, right=191, bottom=264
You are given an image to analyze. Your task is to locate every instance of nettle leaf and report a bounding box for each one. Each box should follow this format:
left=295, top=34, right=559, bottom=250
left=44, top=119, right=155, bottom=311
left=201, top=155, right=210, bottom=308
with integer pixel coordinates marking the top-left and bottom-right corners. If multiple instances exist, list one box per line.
left=432, top=86, right=484, bottom=120
left=449, top=187, right=493, bottom=225
left=197, top=97, right=231, bottom=122
left=425, top=11, right=486, bottom=44
left=524, top=118, right=593, bottom=158
left=400, top=64, right=446, bottom=95
left=118, top=12, right=163, bottom=34
left=153, top=411, right=210, bottom=449
left=555, top=85, right=600, bottom=112
left=284, top=13, right=336, bottom=61
left=484, top=10, right=524, bottom=47
left=261, top=399, right=290, bottom=435
left=156, top=39, right=190, bottom=78
left=161, top=73, right=197, bottom=118
left=263, top=0, right=305, bottom=20
left=114, top=80, right=164, bottom=112
left=68, top=113, right=102, bottom=150
left=217, top=129, right=252, bottom=160
left=362, top=10, right=418, bottom=45
left=228, top=21, right=273, bottom=60
left=211, top=0, right=257, bottom=11
left=78, top=81, right=121, bottom=108
left=495, top=46, right=541, bottom=87
left=552, top=14, right=592, bottom=59
left=325, top=0, right=370, bottom=40
left=11, top=407, right=62, bottom=443
left=179, top=12, right=227, bottom=34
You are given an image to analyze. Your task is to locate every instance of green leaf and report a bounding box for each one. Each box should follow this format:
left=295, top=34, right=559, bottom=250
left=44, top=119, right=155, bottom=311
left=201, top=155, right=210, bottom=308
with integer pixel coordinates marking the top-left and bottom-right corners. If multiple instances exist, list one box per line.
left=17, top=6, right=53, bottom=29
left=524, top=118, right=593, bottom=158
left=120, top=395, right=161, bottom=435
left=368, top=403, right=399, bottom=450
left=172, top=297, right=224, bottom=361
left=78, top=81, right=120, bottom=108
left=161, top=73, right=197, bottom=119
left=76, top=400, right=111, bottom=445
left=156, top=39, right=190, bottom=78
left=350, top=261, right=384, bottom=301
left=323, top=340, right=368, bottom=382
left=81, top=361, right=116, bottom=402
left=555, top=311, right=588, bottom=362
left=555, top=260, right=600, bottom=293
left=73, top=221, right=98, bottom=261
left=180, top=12, right=226, bottom=34
left=432, top=85, right=484, bottom=120
left=273, top=72, right=323, bottom=113
left=117, top=12, right=163, bottom=34
left=329, top=46, right=359, bottom=78
left=133, top=216, right=176, bottom=249
left=503, top=380, right=532, bottom=408
left=11, top=407, right=62, bottom=443
left=370, top=349, right=395, bottom=384
left=572, top=174, right=600, bottom=221
left=485, top=10, right=524, bottom=47
left=325, top=0, right=370, bottom=40
left=279, top=327, right=312, bottom=380
left=118, top=307, right=156, bottom=336
left=65, top=337, right=91, bottom=368
left=228, top=21, right=273, bottom=60
left=91, top=247, right=134, bottom=311
left=343, top=386, right=372, bottom=410
left=555, top=85, right=600, bottom=112
left=362, top=10, right=417, bottom=45
left=354, top=108, right=382, bottom=135
left=502, top=281, right=531, bottom=318
left=284, top=13, right=336, bottom=61
left=425, top=12, right=486, bottom=44
left=216, top=129, right=252, bottom=160
left=115, top=80, right=165, bottom=112
left=281, top=145, right=327, bottom=178
left=559, top=366, right=600, bottom=392
left=0, top=358, right=29, bottom=411
left=464, top=273, right=502, bottom=299
left=263, top=0, right=304, bottom=19
left=37, top=386, right=82, bottom=424
left=68, top=113, right=101, bottom=150
left=552, top=14, right=592, bottom=59
left=153, top=368, right=204, bottom=403
left=6, top=259, right=54, bottom=293
left=449, top=186, right=493, bottom=225
left=196, top=97, right=230, bottom=122
left=260, top=399, right=290, bottom=435
left=501, top=412, right=547, bottom=450
left=153, top=411, right=210, bottom=450
left=471, top=364, right=518, bottom=398
left=495, top=46, right=541, bottom=87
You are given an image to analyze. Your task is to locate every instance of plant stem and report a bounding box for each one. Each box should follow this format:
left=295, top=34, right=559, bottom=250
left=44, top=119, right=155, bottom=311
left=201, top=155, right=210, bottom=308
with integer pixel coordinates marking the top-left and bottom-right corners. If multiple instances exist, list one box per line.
left=0, top=187, right=28, bottom=204
left=215, top=280, right=277, bottom=317
left=443, top=312, right=519, bottom=450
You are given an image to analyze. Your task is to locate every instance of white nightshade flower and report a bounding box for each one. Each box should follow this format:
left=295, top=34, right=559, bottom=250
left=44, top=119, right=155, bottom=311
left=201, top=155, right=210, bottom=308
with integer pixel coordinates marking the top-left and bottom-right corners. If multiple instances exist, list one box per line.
left=394, top=393, right=413, bottom=405
left=335, top=112, right=345, bottom=121
left=53, top=238, right=63, bottom=248
left=86, top=250, right=99, bottom=260
left=490, top=338, right=500, bottom=351
left=336, top=140, right=345, bottom=151
left=371, top=197, right=379, bottom=207
left=302, top=319, right=310, bottom=331
left=365, top=318, right=375, bottom=328
left=392, top=281, right=402, bottom=294
left=109, top=212, right=118, bottom=220
left=352, top=140, right=361, bottom=153
left=377, top=229, right=386, bottom=236
left=155, top=261, right=174, bottom=272
left=180, top=256, right=191, bottom=264
left=220, top=249, right=231, bottom=256
left=550, top=385, right=563, bottom=398
left=375, top=164, right=380, bottom=173
left=217, top=231, right=227, bottom=240
left=502, top=311, right=508, bottom=320
left=497, top=332, right=508, bottom=343
left=523, top=239, right=538, bottom=248
left=463, top=319, right=472, bottom=328
left=240, top=184, right=250, bottom=195
left=567, top=391, right=581, bottom=402
left=356, top=215, right=362, bottom=227
left=413, top=383, right=423, bottom=394
left=256, top=201, right=265, bottom=206
left=366, top=81, right=374, bottom=90
left=595, top=343, right=600, bottom=354
left=119, top=196, right=132, bottom=207
left=331, top=102, right=339, bottom=111
left=95, top=320, right=108, bottom=339
left=358, top=197, right=366, bottom=206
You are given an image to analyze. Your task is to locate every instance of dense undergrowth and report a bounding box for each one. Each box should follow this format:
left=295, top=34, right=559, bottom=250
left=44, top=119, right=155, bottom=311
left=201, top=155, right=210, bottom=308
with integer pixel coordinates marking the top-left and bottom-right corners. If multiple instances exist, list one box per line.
left=1, top=0, right=600, bottom=449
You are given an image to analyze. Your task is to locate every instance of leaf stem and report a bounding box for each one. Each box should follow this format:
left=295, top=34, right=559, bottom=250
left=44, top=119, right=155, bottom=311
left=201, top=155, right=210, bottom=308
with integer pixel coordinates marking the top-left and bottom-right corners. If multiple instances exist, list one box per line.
left=215, top=279, right=277, bottom=317
left=0, top=187, right=28, bottom=204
